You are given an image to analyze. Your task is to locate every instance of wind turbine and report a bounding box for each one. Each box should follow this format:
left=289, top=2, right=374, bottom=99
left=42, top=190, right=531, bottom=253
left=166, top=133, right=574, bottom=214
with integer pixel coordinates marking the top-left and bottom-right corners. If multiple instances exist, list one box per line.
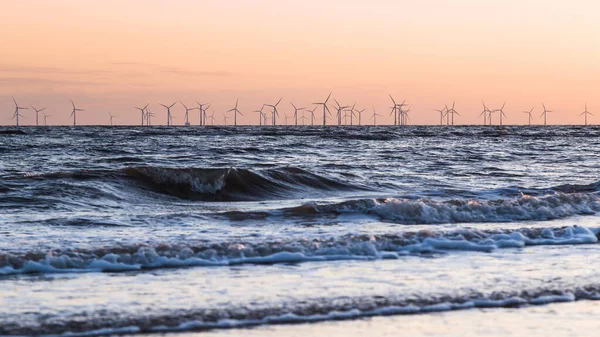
left=70, top=100, right=84, bottom=126
left=146, top=107, right=155, bottom=126
left=12, top=97, right=28, bottom=126
left=30, top=105, right=46, bottom=126
left=313, top=92, right=332, bottom=126
left=284, top=113, right=292, bottom=125
left=541, top=102, right=552, bottom=126
left=135, top=104, right=149, bottom=126
left=308, top=106, right=318, bottom=125
left=196, top=102, right=210, bottom=126
left=253, top=104, right=265, bottom=126
left=370, top=107, right=381, bottom=126
left=581, top=103, right=593, bottom=126
left=479, top=101, right=490, bottom=126
left=522, top=107, right=534, bottom=126
left=494, top=102, right=507, bottom=126
left=222, top=112, right=231, bottom=125
left=43, top=112, right=51, bottom=126
left=160, top=102, right=177, bottom=126
left=300, top=112, right=308, bottom=126
left=433, top=106, right=447, bottom=126
left=355, top=107, right=365, bottom=125
left=290, top=102, right=304, bottom=126
left=333, top=99, right=349, bottom=126
left=108, top=112, right=117, bottom=126
left=227, top=99, right=243, bottom=126
left=208, top=111, right=216, bottom=125
left=180, top=102, right=197, bottom=126
left=446, top=101, right=458, bottom=125
left=265, top=97, right=282, bottom=126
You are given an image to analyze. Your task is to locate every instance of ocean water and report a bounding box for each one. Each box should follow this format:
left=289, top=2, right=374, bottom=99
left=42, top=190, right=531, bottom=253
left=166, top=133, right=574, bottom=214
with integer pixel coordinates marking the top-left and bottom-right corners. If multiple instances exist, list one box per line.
left=1, top=125, right=600, bottom=336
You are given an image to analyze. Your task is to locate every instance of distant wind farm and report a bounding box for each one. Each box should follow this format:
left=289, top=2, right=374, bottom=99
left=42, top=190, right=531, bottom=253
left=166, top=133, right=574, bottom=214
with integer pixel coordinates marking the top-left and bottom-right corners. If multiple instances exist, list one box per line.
left=6, top=95, right=594, bottom=127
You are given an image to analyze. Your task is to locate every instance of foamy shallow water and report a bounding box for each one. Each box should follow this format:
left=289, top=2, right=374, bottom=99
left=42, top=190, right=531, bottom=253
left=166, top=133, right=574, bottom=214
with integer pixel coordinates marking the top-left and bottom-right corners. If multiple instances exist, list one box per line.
left=191, top=301, right=600, bottom=337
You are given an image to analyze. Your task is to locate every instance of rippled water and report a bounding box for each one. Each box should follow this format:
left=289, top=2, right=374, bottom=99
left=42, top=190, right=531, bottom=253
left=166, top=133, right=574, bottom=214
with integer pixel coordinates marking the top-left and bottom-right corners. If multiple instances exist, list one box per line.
left=1, top=125, right=600, bottom=336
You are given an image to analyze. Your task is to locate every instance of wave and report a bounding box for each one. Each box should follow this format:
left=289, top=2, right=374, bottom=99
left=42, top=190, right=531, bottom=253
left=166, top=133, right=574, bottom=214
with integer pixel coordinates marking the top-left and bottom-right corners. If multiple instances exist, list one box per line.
left=279, top=191, right=600, bottom=224
left=2, top=285, right=600, bottom=336
left=1, top=225, right=597, bottom=276
left=19, top=166, right=361, bottom=201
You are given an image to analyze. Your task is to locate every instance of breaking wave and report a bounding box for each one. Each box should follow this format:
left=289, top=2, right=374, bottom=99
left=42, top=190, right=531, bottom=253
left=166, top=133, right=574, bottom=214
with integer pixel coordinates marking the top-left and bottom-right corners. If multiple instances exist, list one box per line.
left=20, top=166, right=361, bottom=201
left=280, top=192, right=600, bottom=224
left=1, top=225, right=597, bottom=275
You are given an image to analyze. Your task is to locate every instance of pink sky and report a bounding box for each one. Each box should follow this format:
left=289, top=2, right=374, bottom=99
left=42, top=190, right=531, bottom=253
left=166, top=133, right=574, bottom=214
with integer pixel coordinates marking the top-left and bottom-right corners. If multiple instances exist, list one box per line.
left=1, top=0, right=599, bottom=125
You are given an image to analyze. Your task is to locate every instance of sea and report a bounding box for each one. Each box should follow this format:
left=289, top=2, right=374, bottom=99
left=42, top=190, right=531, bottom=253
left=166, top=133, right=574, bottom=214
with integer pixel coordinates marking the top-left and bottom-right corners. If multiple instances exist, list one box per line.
left=1, top=125, right=600, bottom=336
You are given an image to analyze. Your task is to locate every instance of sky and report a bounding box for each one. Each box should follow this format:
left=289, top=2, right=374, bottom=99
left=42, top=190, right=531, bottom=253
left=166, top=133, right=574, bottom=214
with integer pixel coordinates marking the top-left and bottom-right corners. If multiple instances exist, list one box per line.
left=1, top=0, right=599, bottom=126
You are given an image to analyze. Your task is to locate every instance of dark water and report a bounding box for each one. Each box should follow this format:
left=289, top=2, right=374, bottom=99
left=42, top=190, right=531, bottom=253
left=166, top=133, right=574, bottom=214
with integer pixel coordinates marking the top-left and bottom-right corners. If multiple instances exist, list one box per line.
left=1, top=125, right=600, bottom=336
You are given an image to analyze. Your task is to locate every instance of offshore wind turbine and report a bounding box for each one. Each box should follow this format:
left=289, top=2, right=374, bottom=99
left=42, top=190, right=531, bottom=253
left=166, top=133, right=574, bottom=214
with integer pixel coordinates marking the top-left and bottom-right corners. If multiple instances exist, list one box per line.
left=147, top=106, right=156, bottom=126
left=108, top=112, right=117, bottom=126
left=479, top=101, right=490, bottom=125
left=12, top=97, right=28, bottom=126
left=290, top=102, right=304, bottom=126
left=181, top=102, right=197, bottom=126
left=495, top=102, right=507, bottom=126
left=222, top=112, right=231, bottom=125
left=266, top=97, right=282, bottom=126
left=356, top=107, right=365, bottom=125
left=227, top=99, right=243, bottom=126
left=300, top=112, right=308, bottom=126
left=333, top=99, right=349, bottom=126
left=370, top=107, right=381, bottom=126
left=523, top=107, right=534, bottom=126
left=30, top=105, right=46, bottom=126
left=433, top=106, right=447, bottom=126
left=135, top=104, right=149, bottom=126
left=70, top=100, right=84, bottom=126
left=208, top=111, right=216, bottom=125
left=581, top=103, right=593, bottom=126
left=196, top=102, right=210, bottom=126
left=253, top=104, right=265, bottom=126
left=313, top=92, right=332, bottom=126
left=160, top=102, right=177, bottom=126
left=43, top=112, right=51, bottom=126
left=309, top=106, right=317, bottom=125
left=541, top=102, right=552, bottom=126
left=446, top=101, right=458, bottom=125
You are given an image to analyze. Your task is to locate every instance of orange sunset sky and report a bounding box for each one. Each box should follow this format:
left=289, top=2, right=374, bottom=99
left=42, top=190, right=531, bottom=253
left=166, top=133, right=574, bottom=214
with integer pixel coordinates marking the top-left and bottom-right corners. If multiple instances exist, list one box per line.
left=1, top=0, right=599, bottom=125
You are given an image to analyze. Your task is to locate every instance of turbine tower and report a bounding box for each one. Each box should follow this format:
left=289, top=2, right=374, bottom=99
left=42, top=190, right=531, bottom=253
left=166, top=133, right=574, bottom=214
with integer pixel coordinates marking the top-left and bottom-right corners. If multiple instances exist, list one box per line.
left=227, top=99, right=243, bottom=126
left=12, top=97, right=28, bottom=126
left=108, top=112, right=117, bottom=126
left=181, top=102, right=197, bottom=126
left=434, top=106, right=447, bottom=126
left=370, top=107, right=381, bottom=126
left=290, top=102, right=304, bottom=126
left=43, top=112, right=51, bottom=126
left=253, top=104, right=265, bottom=126
left=313, top=92, right=332, bottom=126
left=160, top=102, right=177, bottom=126
left=541, top=102, right=552, bottom=126
left=146, top=107, right=155, bottom=126
left=581, top=103, right=593, bottom=126
left=30, top=105, right=46, bottom=127
left=479, top=101, right=490, bottom=126
left=333, top=99, right=349, bottom=126
left=495, top=102, right=507, bottom=126
left=265, top=98, right=282, bottom=126
left=523, top=107, right=534, bottom=126
left=135, top=104, right=149, bottom=126
left=70, top=100, right=84, bottom=126
left=356, top=107, right=365, bottom=126
left=196, top=102, right=210, bottom=126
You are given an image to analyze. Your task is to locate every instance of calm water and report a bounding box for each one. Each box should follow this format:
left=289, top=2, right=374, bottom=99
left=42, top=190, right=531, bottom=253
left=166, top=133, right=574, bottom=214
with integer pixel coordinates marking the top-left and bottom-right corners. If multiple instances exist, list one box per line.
left=1, top=125, right=600, bottom=336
